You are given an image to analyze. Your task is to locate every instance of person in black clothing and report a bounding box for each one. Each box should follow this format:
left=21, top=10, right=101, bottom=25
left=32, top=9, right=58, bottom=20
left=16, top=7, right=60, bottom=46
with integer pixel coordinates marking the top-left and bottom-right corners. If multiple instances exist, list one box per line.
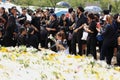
left=71, top=6, right=87, bottom=55
left=0, top=7, right=8, bottom=30
left=45, top=13, right=58, bottom=51
left=39, top=11, right=48, bottom=48
left=115, top=15, right=120, bottom=66
left=3, top=6, right=17, bottom=47
left=31, top=9, right=41, bottom=44
left=67, top=11, right=76, bottom=53
left=100, top=15, right=116, bottom=65
left=31, top=10, right=41, bottom=32
left=27, top=27, right=39, bottom=49
left=17, top=27, right=27, bottom=46
left=116, top=37, right=120, bottom=66
left=58, top=14, right=70, bottom=31
left=17, top=8, right=27, bottom=25
left=84, top=13, right=98, bottom=59
left=0, top=7, right=6, bottom=46
left=44, top=9, right=50, bottom=21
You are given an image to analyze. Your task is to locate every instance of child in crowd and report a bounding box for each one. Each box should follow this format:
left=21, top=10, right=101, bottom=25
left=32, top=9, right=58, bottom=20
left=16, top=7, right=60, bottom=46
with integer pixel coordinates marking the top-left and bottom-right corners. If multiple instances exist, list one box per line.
left=55, top=31, right=69, bottom=54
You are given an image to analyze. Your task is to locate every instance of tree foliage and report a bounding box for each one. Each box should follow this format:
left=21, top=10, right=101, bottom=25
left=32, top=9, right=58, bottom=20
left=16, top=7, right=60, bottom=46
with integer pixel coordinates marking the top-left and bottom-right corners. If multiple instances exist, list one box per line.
left=10, top=0, right=120, bottom=13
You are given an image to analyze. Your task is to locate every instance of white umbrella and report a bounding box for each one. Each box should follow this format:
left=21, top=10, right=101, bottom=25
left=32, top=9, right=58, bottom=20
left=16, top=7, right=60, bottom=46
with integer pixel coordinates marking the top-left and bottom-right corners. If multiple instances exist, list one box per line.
left=56, top=1, right=70, bottom=8
left=85, top=6, right=102, bottom=13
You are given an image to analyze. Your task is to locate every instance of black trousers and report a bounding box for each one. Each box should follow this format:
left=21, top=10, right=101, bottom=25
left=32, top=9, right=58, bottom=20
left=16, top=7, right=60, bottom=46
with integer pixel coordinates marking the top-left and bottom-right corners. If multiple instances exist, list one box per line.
left=45, top=34, right=56, bottom=52
left=100, top=41, right=114, bottom=65
left=117, top=45, right=120, bottom=66
left=87, top=37, right=97, bottom=59
left=3, top=36, right=16, bottom=47
left=71, top=30, right=83, bottom=55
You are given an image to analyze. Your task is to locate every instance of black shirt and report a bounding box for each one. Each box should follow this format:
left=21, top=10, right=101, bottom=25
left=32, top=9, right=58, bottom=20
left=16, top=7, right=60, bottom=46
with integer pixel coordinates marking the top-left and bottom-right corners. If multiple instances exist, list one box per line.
left=76, top=14, right=87, bottom=29
left=47, top=19, right=58, bottom=35
left=31, top=16, right=40, bottom=31
left=18, top=14, right=27, bottom=25
left=102, top=24, right=115, bottom=41
left=88, top=20, right=98, bottom=38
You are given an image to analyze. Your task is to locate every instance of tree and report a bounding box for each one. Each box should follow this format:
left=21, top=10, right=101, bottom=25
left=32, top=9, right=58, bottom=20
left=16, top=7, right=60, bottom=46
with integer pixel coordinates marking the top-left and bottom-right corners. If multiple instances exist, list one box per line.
left=49, top=0, right=61, bottom=10
left=11, top=0, right=120, bottom=13
left=112, top=0, right=120, bottom=13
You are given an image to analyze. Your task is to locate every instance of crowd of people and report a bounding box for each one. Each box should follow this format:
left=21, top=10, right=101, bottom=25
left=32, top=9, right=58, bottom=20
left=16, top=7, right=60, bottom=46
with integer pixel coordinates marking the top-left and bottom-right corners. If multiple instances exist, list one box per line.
left=0, top=5, right=120, bottom=65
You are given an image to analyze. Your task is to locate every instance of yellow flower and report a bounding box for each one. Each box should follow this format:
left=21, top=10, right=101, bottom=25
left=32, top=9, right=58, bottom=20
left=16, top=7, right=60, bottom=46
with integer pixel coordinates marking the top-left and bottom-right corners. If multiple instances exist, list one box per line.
left=11, top=55, right=16, bottom=61
left=22, top=51, right=27, bottom=54
left=114, top=67, right=120, bottom=71
left=50, top=53, right=57, bottom=57
left=0, top=47, right=8, bottom=52
left=74, top=55, right=84, bottom=59
left=67, top=55, right=73, bottom=58
left=109, top=75, right=113, bottom=80
left=0, top=64, right=3, bottom=69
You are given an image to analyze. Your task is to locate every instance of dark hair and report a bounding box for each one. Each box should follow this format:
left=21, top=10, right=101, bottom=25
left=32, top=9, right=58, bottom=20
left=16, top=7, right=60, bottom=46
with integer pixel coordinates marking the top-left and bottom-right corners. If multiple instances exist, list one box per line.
left=68, top=7, right=73, bottom=13
left=77, top=6, right=84, bottom=12
left=60, top=14, right=65, bottom=18
left=94, top=14, right=100, bottom=22
left=24, top=20, right=31, bottom=26
left=51, top=13, right=57, bottom=19
left=46, top=8, right=50, bottom=12
left=88, top=13, right=95, bottom=20
left=84, top=11, right=88, bottom=16
left=19, top=27, right=26, bottom=34
left=1, top=7, right=5, bottom=13
left=11, top=6, right=17, bottom=10
left=113, top=13, right=119, bottom=20
left=28, top=27, right=34, bottom=34
left=50, top=9, right=54, bottom=14
left=22, top=8, right=27, bottom=11
left=56, top=31, right=66, bottom=41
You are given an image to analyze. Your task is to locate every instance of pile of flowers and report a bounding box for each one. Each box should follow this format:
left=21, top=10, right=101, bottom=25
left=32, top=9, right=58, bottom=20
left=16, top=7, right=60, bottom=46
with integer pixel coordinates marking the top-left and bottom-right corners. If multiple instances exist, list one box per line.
left=0, top=46, right=120, bottom=80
